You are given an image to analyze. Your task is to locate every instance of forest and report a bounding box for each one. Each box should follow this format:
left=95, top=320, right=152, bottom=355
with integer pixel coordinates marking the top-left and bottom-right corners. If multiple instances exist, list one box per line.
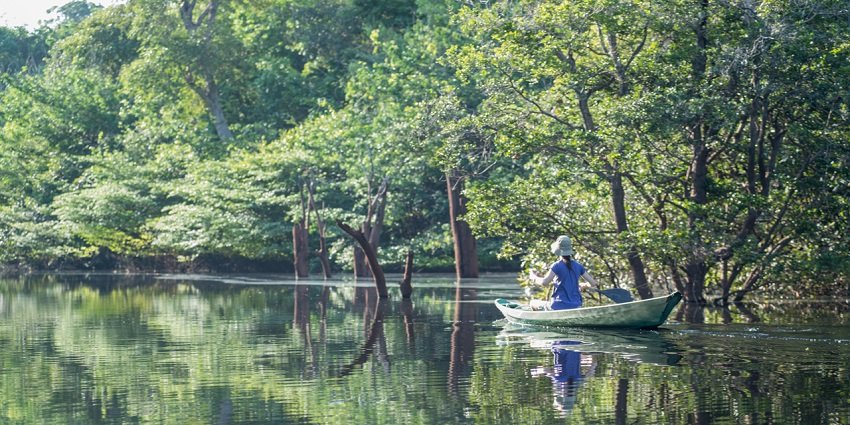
left=0, top=0, right=848, bottom=304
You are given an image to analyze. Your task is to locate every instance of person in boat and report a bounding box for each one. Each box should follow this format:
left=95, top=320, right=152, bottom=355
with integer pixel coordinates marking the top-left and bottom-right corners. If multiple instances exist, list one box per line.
left=528, top=235, right=600, bottom=310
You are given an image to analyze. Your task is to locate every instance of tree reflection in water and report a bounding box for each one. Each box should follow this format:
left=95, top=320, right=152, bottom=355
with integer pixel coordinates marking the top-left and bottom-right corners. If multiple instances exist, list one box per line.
left=1, top=275, right=848, bottom=424
left=448, top=280, right=477, bottom=395
left=338, top=288, right=388, bottom=378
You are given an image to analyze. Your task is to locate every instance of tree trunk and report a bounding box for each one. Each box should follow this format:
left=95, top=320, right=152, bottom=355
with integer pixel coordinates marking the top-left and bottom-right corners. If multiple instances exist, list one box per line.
left=446, top=171, right=479, bottom=279
left=682, top=134, right=709, bottom=303
left=205, top=79, right=233, bottom=141
left=400, top=250, right=413, bottom=299
left=610, top=173, right=653, bottom=299
left=179, top=0, right=233, bottom=142
left=684, top=260, right=707, bottom=304
left=681, top=0, right=711, bottom=303
left=670, top=263, right=686, bottom=294
left=292, top=221, right=309, bottom=278
left=354, top=246, right=369, bottom=278
left=354, top=178, right=388, bottom=278
left=292, top=184, right=309, bottom=278
left=577, top=88, right=652, bottom=298
left=338, top=220, right=388, bottom=298
left=307, top=180, right=332, bottom=278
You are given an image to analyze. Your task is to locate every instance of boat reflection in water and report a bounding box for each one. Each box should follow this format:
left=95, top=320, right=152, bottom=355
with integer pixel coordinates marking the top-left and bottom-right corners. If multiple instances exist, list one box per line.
left=497, top=321, right=682, bottom=366
left=529, top=341, right=596, bottom=414
left=497, top=322, right=683, bottom=416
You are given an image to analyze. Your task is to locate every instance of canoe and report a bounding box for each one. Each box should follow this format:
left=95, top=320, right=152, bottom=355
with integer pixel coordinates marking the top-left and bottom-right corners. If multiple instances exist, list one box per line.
left=495, top=292, right=682, bottom=329
left=496, top=324, right=683, bottom=366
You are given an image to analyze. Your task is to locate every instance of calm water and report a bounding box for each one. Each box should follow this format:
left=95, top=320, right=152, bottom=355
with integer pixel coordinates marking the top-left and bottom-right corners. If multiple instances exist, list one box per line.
left=0, top=274, right=848, bottom=424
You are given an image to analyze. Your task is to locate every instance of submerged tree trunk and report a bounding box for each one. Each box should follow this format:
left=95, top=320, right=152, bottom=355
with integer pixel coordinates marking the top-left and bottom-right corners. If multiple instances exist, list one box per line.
left=292, top=221, right=309, bottom=278
left=292, top=185, right=309, bottom=278
left=338, top=220, right=388, bottom=298
left=400, top=250, right=414, bottom=299
left=353, top=247, right=369, bottom=277
left=446, top=171, right=479, bottom=279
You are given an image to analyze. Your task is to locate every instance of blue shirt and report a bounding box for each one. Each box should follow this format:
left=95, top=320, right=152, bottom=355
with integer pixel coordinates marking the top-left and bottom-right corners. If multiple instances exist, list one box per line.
left=550, top=259, right=586, bottom=310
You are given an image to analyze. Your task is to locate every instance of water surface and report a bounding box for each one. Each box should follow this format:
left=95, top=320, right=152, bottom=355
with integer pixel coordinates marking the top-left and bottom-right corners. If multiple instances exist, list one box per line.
left=1, top=274, right=848, bottom=424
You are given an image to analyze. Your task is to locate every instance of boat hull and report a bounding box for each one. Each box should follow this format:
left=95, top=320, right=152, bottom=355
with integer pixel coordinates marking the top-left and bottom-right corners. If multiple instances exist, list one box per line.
left=495, top=292, right=682, bottom=329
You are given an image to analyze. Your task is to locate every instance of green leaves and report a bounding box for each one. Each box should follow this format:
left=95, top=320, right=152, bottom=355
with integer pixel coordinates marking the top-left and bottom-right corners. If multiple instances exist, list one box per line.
left=0, top=0, right=846, bottom=292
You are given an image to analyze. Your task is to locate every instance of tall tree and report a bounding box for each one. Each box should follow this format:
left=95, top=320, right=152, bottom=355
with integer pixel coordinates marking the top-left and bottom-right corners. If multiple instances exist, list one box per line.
left=449, top=0, right=655, bottom=297
left=449, top=0, right=850, bottom=301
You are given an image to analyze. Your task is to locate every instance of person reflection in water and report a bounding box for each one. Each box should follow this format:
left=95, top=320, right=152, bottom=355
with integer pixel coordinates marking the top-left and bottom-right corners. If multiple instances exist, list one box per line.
left=530, top=341, right=596, bottom=415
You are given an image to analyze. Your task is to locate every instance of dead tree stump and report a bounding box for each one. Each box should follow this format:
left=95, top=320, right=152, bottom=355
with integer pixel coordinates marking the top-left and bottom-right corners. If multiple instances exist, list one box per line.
left=337, top=220, right=388, bottom=298
left=400, top=250, right=413, bottom=299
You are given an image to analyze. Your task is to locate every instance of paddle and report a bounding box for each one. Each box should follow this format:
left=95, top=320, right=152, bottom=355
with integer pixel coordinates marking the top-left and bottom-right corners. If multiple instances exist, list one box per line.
left=590, top=288, right=634, bottom=303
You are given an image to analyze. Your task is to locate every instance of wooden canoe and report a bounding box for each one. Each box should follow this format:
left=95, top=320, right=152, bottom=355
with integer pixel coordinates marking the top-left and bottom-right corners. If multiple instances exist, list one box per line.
left=495, top=292, right=683, bottom=329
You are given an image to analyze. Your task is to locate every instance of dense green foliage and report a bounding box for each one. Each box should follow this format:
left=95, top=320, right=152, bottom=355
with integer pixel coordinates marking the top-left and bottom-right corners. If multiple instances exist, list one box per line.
left=0, top=0, right=847, bottom=300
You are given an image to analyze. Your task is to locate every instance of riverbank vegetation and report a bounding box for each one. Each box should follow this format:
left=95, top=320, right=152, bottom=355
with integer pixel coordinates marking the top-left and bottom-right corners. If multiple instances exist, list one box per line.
left=1, top=0, right=848, bottom=302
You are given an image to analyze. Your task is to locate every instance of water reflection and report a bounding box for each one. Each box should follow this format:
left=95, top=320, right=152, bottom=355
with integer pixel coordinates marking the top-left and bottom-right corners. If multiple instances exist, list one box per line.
left=497, top=324, right=683, bottom=366
left=529, top=341, right=595, bottom=415
left=673, top=297, right=850, bottom=327
left=1, top=274, right=849, bottom=424
left=338, top=298, right=388, bottom=377
left=449, top=283, right=477, bottom=394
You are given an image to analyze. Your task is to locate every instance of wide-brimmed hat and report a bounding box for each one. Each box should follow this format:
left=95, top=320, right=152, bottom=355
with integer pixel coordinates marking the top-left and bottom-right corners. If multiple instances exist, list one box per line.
left=550, top=235, right=576, bottom=256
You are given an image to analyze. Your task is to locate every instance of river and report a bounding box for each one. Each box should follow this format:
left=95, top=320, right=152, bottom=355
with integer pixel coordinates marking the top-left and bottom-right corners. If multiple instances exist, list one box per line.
left=0, top=273, right=848, bottom=424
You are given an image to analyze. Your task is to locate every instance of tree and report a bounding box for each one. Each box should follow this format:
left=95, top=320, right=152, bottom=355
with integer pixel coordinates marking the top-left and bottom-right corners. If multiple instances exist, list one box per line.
left=448, top=0, right=850, bottom=301
left=448, top=0, right=657, bottom=297
left=0, top=27, right=49, bottom=76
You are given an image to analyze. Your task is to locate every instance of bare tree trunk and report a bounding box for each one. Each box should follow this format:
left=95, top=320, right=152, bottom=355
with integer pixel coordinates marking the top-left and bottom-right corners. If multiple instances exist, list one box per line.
left=292, top=186, right=309, bottom=278
left=446, top=171, right=479, bottom=279
left=338, top=220, right=388, bottom=298
left=400, top=250, right=413, bottom=298
left=204, top=78, right=233, bottom=141
left=354, top=178, right=388, bottom=278
left=368, top=190, right=386, bottom=252
left=354, top=247, right=369, bottom=278
left=292, top=222, right=309, bottom=278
